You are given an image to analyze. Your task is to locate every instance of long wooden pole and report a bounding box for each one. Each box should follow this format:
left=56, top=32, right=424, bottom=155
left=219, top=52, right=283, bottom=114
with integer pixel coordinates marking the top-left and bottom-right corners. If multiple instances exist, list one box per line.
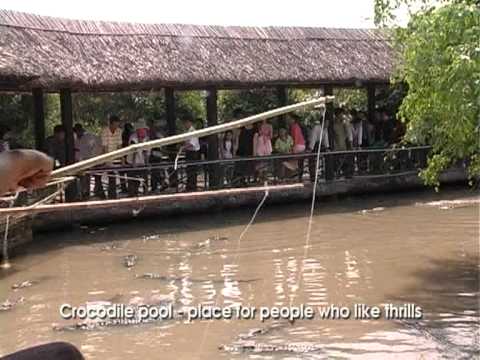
left=0, top=184, right=305, bottom=216
left=52, top=96, right=334, bottom=178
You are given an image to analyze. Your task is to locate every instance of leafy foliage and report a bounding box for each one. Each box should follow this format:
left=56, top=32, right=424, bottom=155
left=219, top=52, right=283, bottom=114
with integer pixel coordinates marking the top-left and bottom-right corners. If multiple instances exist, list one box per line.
left=375, top=0, right=480, bottom=185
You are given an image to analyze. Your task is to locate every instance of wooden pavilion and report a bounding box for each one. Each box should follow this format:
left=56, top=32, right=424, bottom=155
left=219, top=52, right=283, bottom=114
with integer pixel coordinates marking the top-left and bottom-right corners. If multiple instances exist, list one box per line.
left=0, top=9, right=393, bottom=167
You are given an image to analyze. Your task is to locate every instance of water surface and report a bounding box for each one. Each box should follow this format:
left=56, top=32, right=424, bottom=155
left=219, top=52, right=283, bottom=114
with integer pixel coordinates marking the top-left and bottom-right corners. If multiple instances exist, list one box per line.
left=0, top=189, right=478, bottom=359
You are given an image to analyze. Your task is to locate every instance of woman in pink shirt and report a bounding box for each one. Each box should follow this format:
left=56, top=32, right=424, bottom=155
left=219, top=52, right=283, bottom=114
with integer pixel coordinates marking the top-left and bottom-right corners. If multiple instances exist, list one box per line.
left=253, top=120, right=273, bottom=181
left=253, top=120, right=273, bottom=156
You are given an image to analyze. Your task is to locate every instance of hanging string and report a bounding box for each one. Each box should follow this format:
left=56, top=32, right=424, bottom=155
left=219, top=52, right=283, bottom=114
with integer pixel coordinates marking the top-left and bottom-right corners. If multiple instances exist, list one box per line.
left=306, top=106, right=327, bottom=247
left=290, top=105, right=327, bottom=308
left=196, top=181, right=270, bottom=355
left=237, top=182, right=270, bottom=242
left=1, top=191, right=19, bottom=269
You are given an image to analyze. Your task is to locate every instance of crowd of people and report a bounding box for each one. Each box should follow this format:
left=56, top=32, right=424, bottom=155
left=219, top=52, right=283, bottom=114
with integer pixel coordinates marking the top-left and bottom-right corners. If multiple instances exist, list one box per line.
left=0, top=106, right=405, bottom=198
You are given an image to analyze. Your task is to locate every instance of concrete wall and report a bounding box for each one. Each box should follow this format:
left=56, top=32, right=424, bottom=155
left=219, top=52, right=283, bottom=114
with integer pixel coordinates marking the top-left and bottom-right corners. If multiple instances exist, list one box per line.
left=32, top=167, right=467, bottom=232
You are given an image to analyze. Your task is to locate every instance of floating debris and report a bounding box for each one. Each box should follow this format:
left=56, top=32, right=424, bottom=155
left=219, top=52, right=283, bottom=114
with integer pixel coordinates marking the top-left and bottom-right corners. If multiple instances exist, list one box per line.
left=359, top=206, right=385, bottom=214
left=123, top=255, right=138, bottom=269
left=0, top=297, right=25, bottom=312
left=142, top=234, right=160, bottom=241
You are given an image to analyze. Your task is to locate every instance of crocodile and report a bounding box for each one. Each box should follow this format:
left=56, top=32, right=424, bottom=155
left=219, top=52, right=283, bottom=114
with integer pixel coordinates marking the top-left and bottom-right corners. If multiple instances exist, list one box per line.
left=237, top=321, right=293, bottom=340
left=123, top=255, right=138, bottom=269
left=191, top=235, right=229, bottom=251
left=0, top=297, right=25, bottom=312
left=136, top=273, right=260, bottom=284
left=99, top=243, right=122, bottom=251
left=11, top=280, right=39, bottom=290
left=218, top=341, right=323, bottom=354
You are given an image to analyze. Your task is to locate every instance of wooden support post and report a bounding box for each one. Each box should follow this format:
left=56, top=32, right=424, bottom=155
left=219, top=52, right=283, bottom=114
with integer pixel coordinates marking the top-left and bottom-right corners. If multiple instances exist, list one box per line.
left=32, top=88, right=45, bottom=151
left=324, top=85, right=334, bottom=149
left=367, top=84, right=376, bottom=126
left=324, top=85, right=335, bottom=181
left=165, top=87, right=176, bottom=137
left=276, top=85, right=288, bottom=127
left=206, top=87, right=220, bottom=188
left=165, top=87, right=178, bottom=189
left=60, top=89, right=76, bottom=201
left=60, top=89, right=75, bottom=165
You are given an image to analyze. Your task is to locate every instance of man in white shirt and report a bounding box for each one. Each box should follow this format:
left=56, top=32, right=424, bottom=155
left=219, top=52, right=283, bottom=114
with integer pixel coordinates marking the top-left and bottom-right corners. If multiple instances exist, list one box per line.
left=126, top=118, right=150, bottom=196
left=73, top=124, right=103, bottom=199
left=182, top=117, right=200, bottom=191
left=100, top=115, right=123, bottom=199
left=308, top=120, right=330, bottom=152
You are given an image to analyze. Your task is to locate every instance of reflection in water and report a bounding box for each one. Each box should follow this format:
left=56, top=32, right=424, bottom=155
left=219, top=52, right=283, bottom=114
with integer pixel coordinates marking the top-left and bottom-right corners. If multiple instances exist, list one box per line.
left=0, top=189, right=478, bottom=359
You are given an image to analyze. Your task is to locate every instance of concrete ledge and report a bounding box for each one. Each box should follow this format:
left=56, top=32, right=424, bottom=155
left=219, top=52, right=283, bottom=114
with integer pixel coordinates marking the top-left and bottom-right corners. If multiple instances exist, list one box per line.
left=31, top=167, right=468, bottom=232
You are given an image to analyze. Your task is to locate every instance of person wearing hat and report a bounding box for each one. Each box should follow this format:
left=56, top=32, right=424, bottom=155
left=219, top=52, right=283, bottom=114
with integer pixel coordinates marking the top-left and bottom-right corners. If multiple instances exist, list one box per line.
left=125, top=118, right=150, bottom=196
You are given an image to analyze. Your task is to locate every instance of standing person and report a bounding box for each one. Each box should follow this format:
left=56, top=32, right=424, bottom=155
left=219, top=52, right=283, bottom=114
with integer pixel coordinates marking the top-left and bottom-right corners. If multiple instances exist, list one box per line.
left=100, top=115, right=123, bottom=199
left=308, top=119, right=330, bottom=152
left=289, top=113, right=307, bottom=180
left=235, top=124, right=255, bottom=185
left=274, top=128, right=294, bottom=179
left=45, top=125, right=66, bottom=168
left=149, top=123, right=167, bottom=192
left=253, top=119, right=273, bottom=157
left=73, top=124, right=103, bottom=199
left=333, top=108, right=354, bottom=178
left=230, top=108, right=243, bottom=156
left=253, top=119, right=273, bottom=181
left=220, top=130, right=234, bottom=160
left=308, top=113, right=331, bottom=182
left=289, top=114, right=306, bottom=153
left=119, top=123, right=134, bottom=193
left=125, top=119, right=150, bottom=196
left=181, top=116, right=200, bottom=191
left=350, top=110, right=363, bottom=149
left=220, top=130, right=234, bottom=184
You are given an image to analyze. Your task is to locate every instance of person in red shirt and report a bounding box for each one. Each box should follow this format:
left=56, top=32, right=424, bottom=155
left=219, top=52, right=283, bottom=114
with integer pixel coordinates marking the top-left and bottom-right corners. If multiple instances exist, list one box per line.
left=288, top=114, right=306, bottom=180
left=288, top=113, right=306, bottom=153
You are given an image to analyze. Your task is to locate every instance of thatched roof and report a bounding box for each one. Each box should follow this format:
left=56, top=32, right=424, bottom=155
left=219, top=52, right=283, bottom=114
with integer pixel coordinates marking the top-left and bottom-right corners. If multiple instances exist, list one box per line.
left=0, top=10, right=393, bottom=92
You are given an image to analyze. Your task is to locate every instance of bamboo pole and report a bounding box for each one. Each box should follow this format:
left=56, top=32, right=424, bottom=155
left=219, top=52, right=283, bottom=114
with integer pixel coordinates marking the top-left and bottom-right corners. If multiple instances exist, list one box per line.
left=52, top=96, right=334, bottom=178
left=0, top=184, right=305, bottom=216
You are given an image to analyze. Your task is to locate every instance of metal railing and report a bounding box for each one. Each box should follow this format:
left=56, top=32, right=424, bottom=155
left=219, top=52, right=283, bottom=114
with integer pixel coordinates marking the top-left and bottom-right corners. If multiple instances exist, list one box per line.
left=65, top=146, right=431, bottom=200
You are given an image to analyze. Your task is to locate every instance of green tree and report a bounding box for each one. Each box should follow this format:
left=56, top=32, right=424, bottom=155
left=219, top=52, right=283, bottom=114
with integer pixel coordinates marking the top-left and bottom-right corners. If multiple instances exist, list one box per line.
left=375, top=0, right=480, bottom=185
